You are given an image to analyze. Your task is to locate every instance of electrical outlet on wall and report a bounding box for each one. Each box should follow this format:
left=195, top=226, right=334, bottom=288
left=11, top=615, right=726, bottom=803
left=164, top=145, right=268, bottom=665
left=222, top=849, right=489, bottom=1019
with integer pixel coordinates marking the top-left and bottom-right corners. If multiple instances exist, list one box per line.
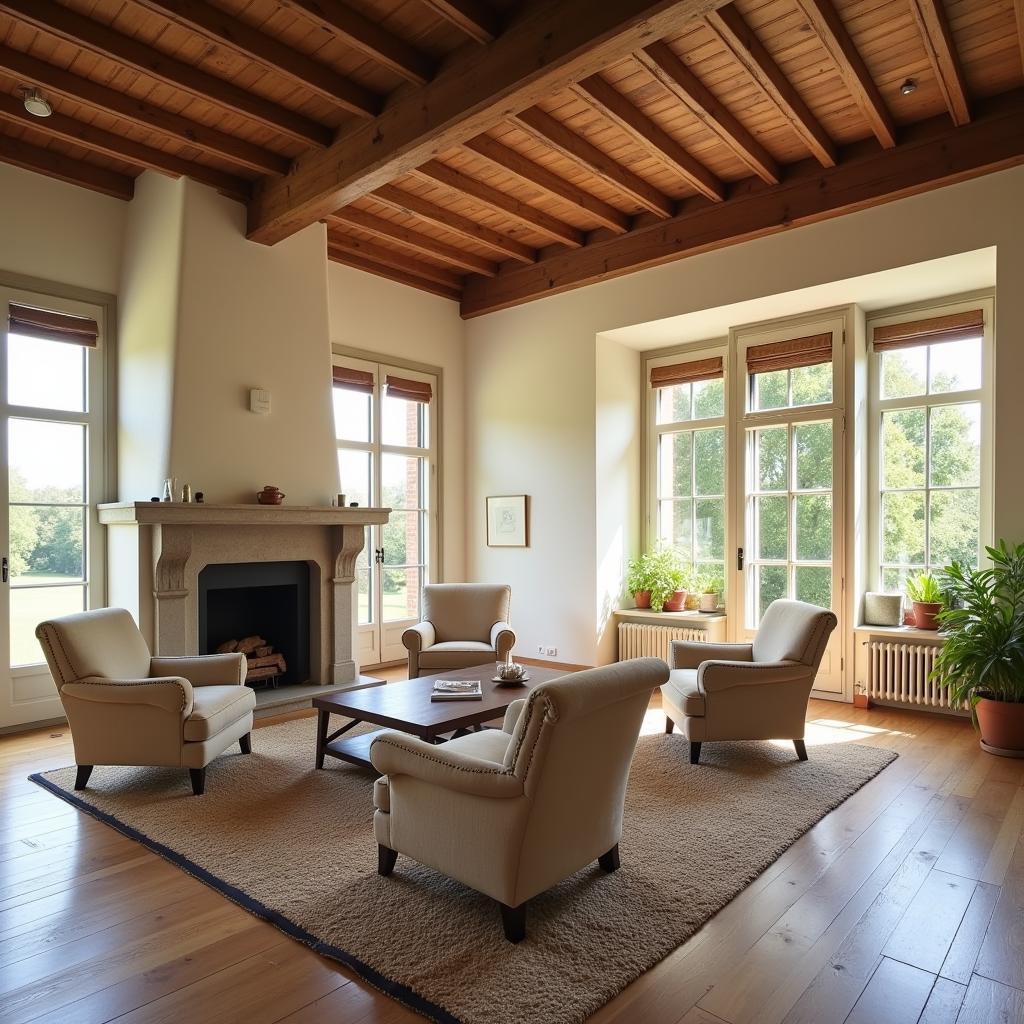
left=545, top=646, right=558, bottom=657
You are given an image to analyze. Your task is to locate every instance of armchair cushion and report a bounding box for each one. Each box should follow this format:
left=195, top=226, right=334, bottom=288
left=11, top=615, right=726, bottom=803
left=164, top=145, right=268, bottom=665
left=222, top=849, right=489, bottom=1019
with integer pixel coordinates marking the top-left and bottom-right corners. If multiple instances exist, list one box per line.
left=442, top=728, right=514, bottom=764
left=64, top=676, right=193, bottom=715
left=422, top=583, right=511, bottom=644
left=150, top=654, right=246, bottom=686
left=423, top=640, right=493, bottom=653
left=182, top=685, right=256, bottom=741
left=663, top=670, right=705, bottom=717
left=502, top=698, right=527, bottom=734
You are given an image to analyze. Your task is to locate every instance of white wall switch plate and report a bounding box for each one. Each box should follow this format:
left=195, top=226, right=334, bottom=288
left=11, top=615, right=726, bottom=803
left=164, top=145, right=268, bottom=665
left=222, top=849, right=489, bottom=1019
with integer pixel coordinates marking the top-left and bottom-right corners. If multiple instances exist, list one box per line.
left=249, top=387, right=271, bottom=414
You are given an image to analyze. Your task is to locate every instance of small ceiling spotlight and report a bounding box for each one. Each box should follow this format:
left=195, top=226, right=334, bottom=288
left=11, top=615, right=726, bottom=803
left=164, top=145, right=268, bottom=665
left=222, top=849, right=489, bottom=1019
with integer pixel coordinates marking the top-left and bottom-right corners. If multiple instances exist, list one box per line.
left=899, top=78, right=918, bottom=97
left=20, top=87, right=52, bottom=118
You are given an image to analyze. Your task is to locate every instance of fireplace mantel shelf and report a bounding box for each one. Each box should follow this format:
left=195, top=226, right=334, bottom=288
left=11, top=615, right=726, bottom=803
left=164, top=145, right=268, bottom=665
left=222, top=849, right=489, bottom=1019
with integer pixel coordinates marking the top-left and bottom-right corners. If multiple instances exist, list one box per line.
left=97, top=502, right=391, bottom=527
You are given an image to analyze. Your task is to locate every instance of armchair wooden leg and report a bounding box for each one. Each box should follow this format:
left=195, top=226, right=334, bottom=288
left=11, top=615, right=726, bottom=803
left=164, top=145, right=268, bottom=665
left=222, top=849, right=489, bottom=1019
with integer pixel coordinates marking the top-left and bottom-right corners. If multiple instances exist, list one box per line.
left=598, top=843, right=620, bottom=872
left=239, top=733, right=251, bottom=754
left=378, top=844, right=398, bottom=877
left=665, top=716, right=675, bottom=734
left=74, top=765, right=93, bottom=791
left=794, top=739, right=808, bottom=761
left=189, top=768, right=206, bottom=796
left=689, top=741, right=702, bottom=765
left=499, top=901, right=526, bottom=943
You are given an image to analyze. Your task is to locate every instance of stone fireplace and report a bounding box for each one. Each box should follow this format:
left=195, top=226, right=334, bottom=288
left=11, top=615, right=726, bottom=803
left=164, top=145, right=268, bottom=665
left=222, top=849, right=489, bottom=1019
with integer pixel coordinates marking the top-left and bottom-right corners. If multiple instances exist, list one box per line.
left=98, top=502, right=390, bottom=687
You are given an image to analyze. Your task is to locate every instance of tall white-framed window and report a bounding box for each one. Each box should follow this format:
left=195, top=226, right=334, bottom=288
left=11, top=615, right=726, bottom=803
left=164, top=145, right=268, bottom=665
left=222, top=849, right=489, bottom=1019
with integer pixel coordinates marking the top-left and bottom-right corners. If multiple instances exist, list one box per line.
left=867, top=296, right=993, bottom=595
left=1, top=286, right=108, bottom=728
left=332, top=354, right=438, bottom=665
left=644, top=345, right=728, bottom=590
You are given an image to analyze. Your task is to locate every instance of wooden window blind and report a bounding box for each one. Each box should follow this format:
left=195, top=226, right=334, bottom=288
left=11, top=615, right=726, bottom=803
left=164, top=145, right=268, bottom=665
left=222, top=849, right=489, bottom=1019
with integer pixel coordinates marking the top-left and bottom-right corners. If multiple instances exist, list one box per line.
left=8, top=303, right=98, bottom=347
left=746, top=333, right=832, bottom=374
left=649, top=356, right=723, bottom=389
left=332, top=365, right=374, bottom=394
left=872, top=309, right=984, bottom=352
left=385, top=375, right=432, bottom=403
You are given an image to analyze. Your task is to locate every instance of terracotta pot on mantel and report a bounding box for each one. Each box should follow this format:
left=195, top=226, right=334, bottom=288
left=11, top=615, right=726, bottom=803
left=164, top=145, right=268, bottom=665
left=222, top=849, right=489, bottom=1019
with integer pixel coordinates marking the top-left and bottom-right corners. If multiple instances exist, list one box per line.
left=256, top=485, right=285, bottom=505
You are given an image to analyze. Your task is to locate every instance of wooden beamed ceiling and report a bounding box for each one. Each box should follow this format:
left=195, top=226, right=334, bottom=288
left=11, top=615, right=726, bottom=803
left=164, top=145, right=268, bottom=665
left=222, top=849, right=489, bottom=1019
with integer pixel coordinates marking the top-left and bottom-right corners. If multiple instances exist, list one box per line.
left=0, top=0, right=1021, bottom=317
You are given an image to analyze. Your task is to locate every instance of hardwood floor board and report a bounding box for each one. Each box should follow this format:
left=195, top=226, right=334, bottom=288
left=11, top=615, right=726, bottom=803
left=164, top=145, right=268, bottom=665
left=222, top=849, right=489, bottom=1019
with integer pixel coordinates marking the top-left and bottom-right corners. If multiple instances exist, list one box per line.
left=0, top=819, right=125, bottom=864
left=973, top=829, right=1024, bottom=991
left=938, top=881, right=1000, bottom=985
left=934, top=779, right=1022, bottom=880
left=978, top=783, right=1024, bottom=885
left=0, top=810, right=107, bottom=853
left=0, top=828, right=128, bottom=895
left=270, top=974, right=421, bottom=1023
left=0, top=851, right=153, bottom=913
left=917, top=976, right=967, bottom=1024
left=954, top=973, right=1024, bottom=1023
left=676, top=1009, right=730, bottom=1024
left=843, top=956, right=935, bottom=1024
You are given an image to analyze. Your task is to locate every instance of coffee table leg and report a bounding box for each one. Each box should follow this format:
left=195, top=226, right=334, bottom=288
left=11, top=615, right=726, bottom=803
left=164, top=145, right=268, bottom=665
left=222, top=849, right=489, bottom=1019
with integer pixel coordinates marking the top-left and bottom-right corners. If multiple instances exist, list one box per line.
left=316, top=708, right=330, bottom=769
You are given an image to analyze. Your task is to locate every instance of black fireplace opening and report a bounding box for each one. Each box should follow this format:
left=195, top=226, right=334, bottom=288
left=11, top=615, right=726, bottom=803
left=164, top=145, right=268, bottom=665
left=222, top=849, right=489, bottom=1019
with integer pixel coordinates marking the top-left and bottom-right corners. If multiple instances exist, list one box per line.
left=198, top=561, right=311, bottom=687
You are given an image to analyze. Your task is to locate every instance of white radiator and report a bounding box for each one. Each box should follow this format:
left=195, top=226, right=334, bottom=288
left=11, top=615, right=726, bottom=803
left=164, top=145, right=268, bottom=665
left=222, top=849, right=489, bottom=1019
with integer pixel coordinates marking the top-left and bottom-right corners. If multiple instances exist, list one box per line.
left=617, top=622, right=707, bottom=662
left=866, top=640, right=951, bottom=708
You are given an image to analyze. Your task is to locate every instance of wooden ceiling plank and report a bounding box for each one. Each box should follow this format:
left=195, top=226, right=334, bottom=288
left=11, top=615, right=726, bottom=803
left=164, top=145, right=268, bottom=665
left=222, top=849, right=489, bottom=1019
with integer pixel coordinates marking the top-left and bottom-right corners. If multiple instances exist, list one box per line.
left=793, top=0, right=897, bottom=149
left=463, top=133, right=631, bottom=232
left=461, top=89, right=1024, bottom=317
left=573, top=74, right=725, bottom=199
left=907, top=0, right=971, bottom=126
left=0, top=131, right=135, bottom=199
left=635, top=40, right=780, bottom=183
left=0, top=0, right=334, bottom=146
left=327, top=231, right=463, bottom=287
left=415, top=159, right=584, bottom=246
left=415, top=0, right=500, bottom=44
left=130, top=0, right=382, bottom=118
left=0, top=45, right=287, bottom=176
left=277, top=0, right=435, bottom=85
left=327, top=246, right=462, bottom=300
left=373, top=183, right=535, bottom=262
left=515, top=106, right=674, bottom=216
left=705, top=4, right=837, bottom=167
left=329, top=206, right=499, bottom=275
left=0, top=92, right=250, bottom=200
left=247, top=0, right=733, bottom=244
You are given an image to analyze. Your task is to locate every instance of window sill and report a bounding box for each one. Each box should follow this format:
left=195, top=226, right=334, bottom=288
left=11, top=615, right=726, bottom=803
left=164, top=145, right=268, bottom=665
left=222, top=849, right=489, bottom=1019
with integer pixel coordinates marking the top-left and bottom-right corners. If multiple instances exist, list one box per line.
left=614, top=608, right=726, bottom=625
left=854, top=623, right=944, bottom=641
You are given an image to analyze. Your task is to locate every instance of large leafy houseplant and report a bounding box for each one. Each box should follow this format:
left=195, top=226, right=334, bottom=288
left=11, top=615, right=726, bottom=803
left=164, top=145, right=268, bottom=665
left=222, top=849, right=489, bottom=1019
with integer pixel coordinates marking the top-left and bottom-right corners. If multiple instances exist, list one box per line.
left=625, top=548, right=684, bottom=612
left=933, top=541, right=1024, bottom=755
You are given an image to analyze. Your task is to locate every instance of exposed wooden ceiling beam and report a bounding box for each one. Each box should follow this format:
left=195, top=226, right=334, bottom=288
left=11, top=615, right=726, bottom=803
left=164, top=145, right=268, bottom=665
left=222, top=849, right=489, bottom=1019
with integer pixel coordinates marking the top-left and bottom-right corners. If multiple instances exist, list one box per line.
left=463, top=134, right=630, bottom=232
left=131, top=0, right=382, bottom=118
left=373, top=183, right=535, bottom=262
left=328, top=245, right=462, bottom=300
left=907, top=0, right=970, bottom=126
left=277, top=0, right=435, bottom=85
left=329, top=206, right=499, bottom=276
left=572, top=74, right=725, bottom=200
left=417, top=0, right=500, bottom=44
left=705, top=4, right=837, bottom=167
left=0, top=131, right=134, bottom=199
left=0, top=45, right=288, bottom=176
left=247, top=0, right=732, bottom=244
left=415, top=159, right=584, bottom=246
left=0, top=92, right=250, bottom=201
left=461, top=89, right=1024, bottom=317
left=0, top=0, right=333, bottom=146
left=794, top=0, right=896, bottom=149
left=327, top=231, right=465, bottom=288
left=635, top=41, right=780, bottom=184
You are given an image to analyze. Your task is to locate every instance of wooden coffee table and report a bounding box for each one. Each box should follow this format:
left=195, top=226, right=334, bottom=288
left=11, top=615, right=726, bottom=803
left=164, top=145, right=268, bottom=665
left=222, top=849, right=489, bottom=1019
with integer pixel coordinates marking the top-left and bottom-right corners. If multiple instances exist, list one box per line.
left=313, top=663, right=564, bottom=771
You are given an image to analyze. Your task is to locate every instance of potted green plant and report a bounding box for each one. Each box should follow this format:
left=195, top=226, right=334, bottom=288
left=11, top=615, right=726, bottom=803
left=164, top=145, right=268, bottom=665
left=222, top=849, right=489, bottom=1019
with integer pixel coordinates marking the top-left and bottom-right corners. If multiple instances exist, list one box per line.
left=626, top=548, right=685, bottom=612
left=626, top=551, right=655, bottom=609
left=906, top=571, right=944, bottom=629
left=699, top=573, right=723, bottom=612
left=934, top=541, right=1024, bottom=757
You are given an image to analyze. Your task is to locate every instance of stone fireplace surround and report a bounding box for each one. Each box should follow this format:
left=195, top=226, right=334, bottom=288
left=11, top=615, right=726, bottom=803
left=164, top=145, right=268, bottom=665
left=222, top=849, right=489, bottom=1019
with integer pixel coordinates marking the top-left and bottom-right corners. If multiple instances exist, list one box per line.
left=98, top=503, right=391, bottom=687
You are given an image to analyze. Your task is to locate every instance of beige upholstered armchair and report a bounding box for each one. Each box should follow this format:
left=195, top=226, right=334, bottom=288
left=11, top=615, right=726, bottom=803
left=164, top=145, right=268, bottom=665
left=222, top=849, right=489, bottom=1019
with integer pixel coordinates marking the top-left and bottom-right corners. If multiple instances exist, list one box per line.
left=36, top=607, right=255, bottom=796
left=370, top=657, right=668, bottom=942
left=662, top=599, right=837, bottom=764
left=402, top=583, right=515, bottom=678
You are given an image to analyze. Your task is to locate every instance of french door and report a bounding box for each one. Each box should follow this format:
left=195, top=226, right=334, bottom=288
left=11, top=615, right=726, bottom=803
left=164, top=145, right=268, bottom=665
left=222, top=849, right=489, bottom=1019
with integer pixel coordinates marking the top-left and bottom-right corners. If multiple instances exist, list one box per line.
left=0, top=286, right=107, bottom=728
left=731, top=317, right=845, bottom=693
left=332, top=356, right=437, bottom=666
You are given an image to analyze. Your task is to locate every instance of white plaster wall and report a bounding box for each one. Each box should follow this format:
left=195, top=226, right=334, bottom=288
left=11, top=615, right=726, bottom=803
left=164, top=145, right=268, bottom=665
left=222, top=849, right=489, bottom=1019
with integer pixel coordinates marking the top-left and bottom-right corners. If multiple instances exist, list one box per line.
left=327, top=262, right=467, bottom=580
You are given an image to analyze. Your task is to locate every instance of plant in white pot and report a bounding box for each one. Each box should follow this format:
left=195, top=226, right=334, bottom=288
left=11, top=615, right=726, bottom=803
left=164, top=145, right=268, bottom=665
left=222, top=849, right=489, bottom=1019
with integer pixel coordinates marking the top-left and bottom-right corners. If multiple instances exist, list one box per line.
left=699, top=573, right=723, bottom=612
left=933, top=540, right=1024, bottom=757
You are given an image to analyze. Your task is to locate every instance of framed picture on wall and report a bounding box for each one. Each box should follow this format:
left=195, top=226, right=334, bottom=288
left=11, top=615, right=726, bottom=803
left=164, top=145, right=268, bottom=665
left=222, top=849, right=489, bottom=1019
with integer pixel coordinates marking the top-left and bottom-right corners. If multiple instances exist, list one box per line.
left=486, top=495, right=528, bottom=547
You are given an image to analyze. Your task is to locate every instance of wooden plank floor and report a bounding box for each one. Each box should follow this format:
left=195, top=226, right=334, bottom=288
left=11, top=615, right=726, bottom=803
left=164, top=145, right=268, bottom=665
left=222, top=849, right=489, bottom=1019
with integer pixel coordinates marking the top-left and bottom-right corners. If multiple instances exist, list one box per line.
left=2, top=685, right=1023, bottom=1024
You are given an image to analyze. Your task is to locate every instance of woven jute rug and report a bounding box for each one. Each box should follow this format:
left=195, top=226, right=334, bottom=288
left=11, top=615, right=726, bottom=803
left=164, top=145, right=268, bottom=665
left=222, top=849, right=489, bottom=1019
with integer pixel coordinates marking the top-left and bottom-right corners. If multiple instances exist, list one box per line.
left=32, top=717, right=896, bottom=1024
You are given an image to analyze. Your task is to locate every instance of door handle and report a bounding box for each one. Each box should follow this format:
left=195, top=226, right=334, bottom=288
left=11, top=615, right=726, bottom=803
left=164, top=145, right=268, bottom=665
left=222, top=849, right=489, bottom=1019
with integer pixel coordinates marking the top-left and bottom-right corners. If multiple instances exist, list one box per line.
left=736, top=547, right=744, bottom=571
left=374, top=547, right=385, bottom=565
left=1, top=557, right=7, bottom=583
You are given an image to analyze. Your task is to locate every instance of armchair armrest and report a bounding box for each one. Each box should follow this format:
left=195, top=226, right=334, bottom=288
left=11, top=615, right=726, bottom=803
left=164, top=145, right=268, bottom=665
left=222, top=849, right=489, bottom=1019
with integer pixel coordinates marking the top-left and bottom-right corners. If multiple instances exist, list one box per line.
left=490, top=621, right=516, bottom=653
left=150, top=654, right=246, bottom=686
left=402, top=621, right=436, bottom=653
left=369, top=732, right=524, bottom=799
left=670, top=640, right=753, bottom=670
left=697, top=660, right=808, bottom=693
left=502, top=698, right=527, bottom=735
left=63, top=675, right=194, bottom=715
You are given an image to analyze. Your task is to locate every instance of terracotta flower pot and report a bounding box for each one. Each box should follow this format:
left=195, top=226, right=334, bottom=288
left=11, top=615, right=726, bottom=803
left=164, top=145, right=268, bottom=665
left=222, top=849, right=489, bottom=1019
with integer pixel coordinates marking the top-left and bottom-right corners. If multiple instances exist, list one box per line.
left=912, top=600, right=943, bottom=630
left=976, top=696, right=1024, bottom=757
left=633, top=590, right=651, bottom=609
left=662, top=590, right=687, bottom=612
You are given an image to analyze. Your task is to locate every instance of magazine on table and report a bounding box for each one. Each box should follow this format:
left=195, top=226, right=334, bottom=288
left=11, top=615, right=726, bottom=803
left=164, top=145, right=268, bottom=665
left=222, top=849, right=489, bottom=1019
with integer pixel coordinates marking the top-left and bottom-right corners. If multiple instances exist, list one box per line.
left=430, top=678, right=483, bottom=701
